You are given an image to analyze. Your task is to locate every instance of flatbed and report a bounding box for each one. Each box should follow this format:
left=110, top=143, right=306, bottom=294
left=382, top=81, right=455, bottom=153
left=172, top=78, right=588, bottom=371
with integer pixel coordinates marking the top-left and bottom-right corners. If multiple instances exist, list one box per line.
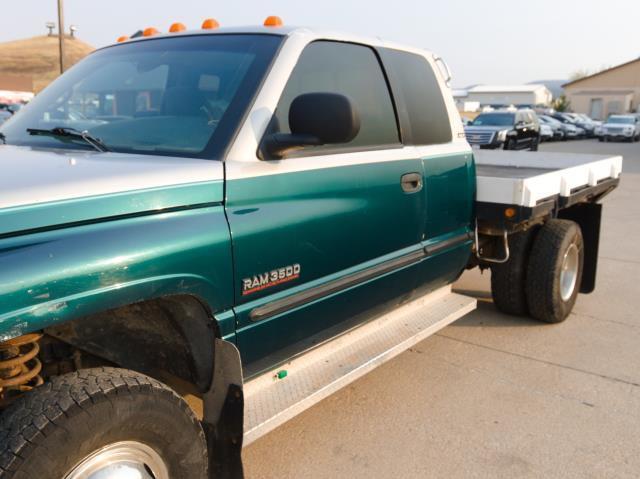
left=474, top=150, right=622, bottom=232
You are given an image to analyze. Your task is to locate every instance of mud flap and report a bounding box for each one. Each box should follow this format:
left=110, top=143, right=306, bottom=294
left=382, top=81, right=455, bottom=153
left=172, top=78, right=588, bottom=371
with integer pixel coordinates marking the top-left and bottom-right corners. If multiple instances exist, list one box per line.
left=202, top=338, right=244, bottom=479
left=559, top=203, right=602, bottom=293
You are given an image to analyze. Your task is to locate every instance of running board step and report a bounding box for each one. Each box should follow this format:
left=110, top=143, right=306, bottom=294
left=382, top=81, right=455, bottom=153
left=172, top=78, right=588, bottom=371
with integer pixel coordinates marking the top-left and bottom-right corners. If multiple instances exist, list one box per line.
left=243, top=285, right=476, bottom=445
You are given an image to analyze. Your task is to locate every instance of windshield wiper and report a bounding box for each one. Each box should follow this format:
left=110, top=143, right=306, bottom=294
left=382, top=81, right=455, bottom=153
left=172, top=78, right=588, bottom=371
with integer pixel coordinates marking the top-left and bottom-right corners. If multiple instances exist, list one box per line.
left=26, top=127, right=109, bottom=152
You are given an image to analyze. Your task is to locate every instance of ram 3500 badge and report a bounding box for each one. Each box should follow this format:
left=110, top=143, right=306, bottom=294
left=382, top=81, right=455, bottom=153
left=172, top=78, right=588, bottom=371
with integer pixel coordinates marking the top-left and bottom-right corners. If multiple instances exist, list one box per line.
left=242, top=264, right=301, bottom=295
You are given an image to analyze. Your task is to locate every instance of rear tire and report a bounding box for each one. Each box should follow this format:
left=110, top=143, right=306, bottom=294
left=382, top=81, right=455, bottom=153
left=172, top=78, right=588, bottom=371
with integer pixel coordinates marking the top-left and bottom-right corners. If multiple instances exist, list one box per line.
left=490, top=227, right=540, bottom=315
left=0, top=367, right=208, bottom=478
left=526, top=220, right=583, bottom=323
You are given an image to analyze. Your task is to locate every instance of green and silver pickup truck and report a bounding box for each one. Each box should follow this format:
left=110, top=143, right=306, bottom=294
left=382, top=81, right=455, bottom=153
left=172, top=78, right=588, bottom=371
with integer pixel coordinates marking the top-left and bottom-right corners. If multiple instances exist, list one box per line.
left=0, top=20, right=622, bottom=478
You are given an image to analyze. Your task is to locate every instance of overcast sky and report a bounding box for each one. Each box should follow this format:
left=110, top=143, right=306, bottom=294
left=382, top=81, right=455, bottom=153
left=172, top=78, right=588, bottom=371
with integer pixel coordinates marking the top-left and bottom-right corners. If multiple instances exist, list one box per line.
left=2, top=0, right=639, bottom=87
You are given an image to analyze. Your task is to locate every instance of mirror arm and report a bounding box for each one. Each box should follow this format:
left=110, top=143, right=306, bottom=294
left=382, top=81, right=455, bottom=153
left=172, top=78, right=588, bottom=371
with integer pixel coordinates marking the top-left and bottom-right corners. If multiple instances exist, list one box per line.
left=261, top=133, right=322, bottom=159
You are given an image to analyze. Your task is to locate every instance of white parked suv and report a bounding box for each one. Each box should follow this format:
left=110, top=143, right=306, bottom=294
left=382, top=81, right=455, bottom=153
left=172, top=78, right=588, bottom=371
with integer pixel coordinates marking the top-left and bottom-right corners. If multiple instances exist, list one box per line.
left=600, top=114, right=640, bottom=142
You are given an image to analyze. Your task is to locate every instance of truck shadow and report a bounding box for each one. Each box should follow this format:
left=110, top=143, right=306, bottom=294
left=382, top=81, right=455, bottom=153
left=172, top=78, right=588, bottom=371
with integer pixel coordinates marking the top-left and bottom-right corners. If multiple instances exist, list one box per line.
left=450, top=290, right=541, bottom=328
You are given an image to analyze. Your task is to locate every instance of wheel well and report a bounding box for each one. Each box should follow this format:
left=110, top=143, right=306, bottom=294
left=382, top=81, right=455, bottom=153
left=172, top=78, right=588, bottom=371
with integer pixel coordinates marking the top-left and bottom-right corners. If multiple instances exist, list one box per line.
left=44, top=295, right=219, bottom=393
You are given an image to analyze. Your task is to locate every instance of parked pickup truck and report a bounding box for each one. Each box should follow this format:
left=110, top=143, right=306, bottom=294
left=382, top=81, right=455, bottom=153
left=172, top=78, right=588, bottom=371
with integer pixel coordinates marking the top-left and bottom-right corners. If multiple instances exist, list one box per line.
left=0, top=20, right=622, bottom=478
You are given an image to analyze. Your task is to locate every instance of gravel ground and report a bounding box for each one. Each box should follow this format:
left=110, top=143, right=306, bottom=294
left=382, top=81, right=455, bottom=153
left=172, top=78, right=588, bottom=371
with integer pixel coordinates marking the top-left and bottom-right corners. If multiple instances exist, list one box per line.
left=243, top=139, right=640, bottom=479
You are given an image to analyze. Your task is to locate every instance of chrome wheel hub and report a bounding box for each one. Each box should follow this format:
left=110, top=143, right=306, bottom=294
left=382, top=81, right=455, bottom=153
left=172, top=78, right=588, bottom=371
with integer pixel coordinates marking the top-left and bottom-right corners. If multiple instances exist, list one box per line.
left=560, top=243, right=579, bottom=301
left=64, top=441, right=168, bottom=479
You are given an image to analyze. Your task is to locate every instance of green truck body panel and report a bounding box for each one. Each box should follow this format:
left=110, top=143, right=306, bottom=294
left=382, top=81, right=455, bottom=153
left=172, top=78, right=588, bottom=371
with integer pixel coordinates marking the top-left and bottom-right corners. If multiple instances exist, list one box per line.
left=0, top=180, right=223, bottom=237
left=227, top=152, right=474, bottom=365
left=422, top=152, right=476, bottom=240
left=0, top=151, right=474, bottom=366
left=0, top=202, right=235, bottom=340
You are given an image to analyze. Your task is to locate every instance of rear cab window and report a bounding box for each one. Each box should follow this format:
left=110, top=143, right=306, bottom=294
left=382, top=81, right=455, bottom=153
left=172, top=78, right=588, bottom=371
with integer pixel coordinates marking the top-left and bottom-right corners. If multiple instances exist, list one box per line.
left=379, top=49, right=452, bottom=146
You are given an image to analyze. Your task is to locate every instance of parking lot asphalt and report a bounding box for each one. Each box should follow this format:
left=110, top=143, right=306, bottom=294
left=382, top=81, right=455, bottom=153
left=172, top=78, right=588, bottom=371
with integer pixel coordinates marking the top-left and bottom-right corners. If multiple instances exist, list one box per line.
left=243, top=139, right=640, bottom=479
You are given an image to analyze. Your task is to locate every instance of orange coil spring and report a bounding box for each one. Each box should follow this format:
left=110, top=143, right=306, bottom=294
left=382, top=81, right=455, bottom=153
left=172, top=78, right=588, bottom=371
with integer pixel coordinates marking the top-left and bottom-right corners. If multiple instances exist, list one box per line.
left=0, top=333, right=44, bottom=405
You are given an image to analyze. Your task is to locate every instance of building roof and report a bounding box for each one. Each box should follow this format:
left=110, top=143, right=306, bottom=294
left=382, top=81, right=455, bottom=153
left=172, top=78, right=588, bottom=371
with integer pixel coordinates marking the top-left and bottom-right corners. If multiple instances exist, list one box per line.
left=468, top=84, right=549, bottom=93
left=562, top=57, right=640, bottom=88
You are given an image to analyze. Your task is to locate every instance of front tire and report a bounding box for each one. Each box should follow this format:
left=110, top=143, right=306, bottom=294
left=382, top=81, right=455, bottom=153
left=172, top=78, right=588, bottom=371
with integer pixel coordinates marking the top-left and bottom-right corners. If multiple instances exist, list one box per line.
left=530, top=135, right=540, bottom=151
left=525, top=220, right=584, bottom=323
left=0, top=367, right=208, bottom=478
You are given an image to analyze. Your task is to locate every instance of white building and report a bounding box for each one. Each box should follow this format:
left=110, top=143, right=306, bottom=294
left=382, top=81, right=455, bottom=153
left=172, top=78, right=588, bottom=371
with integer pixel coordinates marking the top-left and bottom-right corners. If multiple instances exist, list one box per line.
left=462, top=84, right=552, bottom=108
left=452, top=89, right=480, bottom=112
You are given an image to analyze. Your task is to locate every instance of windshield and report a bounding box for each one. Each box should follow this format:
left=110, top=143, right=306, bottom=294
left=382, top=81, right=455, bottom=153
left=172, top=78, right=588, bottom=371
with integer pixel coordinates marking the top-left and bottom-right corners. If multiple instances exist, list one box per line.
left=607, top=116, right=634, bottom=124
left=0, top=34, right=281, bottom=158
left=470, top=113, right=515, bottom=126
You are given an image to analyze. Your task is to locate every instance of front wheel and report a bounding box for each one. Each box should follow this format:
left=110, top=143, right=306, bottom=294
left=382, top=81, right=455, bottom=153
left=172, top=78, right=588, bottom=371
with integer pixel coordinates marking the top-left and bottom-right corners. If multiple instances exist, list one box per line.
left=526, top=220, right=584, bottom=323
left=529, top=135, right=540, bottom=151
left=504, top=137, right=517, bottom=150
left=0, top=367, right=208, bottom=478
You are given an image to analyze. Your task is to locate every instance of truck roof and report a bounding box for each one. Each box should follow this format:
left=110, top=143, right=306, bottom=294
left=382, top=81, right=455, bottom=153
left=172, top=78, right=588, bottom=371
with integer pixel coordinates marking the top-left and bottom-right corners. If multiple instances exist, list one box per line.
left=105, top=25, right=435, bottom=58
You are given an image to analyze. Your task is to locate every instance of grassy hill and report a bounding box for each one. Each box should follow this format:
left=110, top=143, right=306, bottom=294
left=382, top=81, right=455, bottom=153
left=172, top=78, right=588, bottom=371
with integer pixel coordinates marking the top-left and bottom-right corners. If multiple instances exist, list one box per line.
left=0, top=35, right=94, bottom=92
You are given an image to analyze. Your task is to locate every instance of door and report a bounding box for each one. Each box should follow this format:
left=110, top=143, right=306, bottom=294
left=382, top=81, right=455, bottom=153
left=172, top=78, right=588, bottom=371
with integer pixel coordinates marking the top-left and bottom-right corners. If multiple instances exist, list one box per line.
left=590, top=98, right=603, bottom=120
left=378, top=48, right=475, bottom=296
left=226, top=41, right=426, bottom=368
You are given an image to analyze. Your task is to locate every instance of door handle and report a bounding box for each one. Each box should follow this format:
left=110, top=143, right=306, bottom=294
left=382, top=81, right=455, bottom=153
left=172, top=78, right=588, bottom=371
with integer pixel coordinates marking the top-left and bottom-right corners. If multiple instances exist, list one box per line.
left=401, top=173, right=423, bottom=193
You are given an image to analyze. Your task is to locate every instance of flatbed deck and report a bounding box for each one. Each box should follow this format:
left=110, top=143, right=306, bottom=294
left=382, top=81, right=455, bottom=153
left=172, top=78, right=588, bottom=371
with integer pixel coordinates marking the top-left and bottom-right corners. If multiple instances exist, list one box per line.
left=474, top=150, right=622, bottom=207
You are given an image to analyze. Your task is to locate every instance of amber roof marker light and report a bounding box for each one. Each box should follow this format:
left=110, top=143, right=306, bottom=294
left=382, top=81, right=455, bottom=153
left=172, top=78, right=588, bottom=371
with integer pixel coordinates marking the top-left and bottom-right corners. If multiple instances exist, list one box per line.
left=263, top=16, right=283, bottom=27
left=201, top=18, right=220, bottom=29
left=142, top=27, right=159, bottom=37
left=169, top=22, right=186, bottom=33
left=504, top=207, right=517, bottom=219
left=116, top=35, right=129, bottom=43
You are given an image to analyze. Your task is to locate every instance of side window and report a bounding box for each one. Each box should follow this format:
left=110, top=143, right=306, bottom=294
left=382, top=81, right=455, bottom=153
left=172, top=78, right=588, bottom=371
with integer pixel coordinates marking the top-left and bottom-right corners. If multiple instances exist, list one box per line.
left=380, top=49, right=452, bottom=145
left=273, top=41, right=399, bottom=152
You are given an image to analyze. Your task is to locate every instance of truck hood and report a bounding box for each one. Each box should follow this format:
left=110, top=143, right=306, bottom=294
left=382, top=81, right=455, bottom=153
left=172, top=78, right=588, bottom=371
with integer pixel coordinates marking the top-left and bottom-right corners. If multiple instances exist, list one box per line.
left=0, top=145, right=224, bottom=236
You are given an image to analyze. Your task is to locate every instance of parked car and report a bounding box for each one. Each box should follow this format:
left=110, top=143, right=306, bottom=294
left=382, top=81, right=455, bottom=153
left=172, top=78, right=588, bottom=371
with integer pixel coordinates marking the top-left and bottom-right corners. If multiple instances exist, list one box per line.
left=600, top=114, right=640, bottom=142
left=594, top=123, right=604, bottom=138
left=567, top=113, right=595, bottom=137
left=550, top=112, right=591, bottom=138
left=0, top=110, right=12, bottom=126
left=464, top=109, right=541, bottom=150
left=7, top=103, right=23, bottom=115
left=540, top=123, right=554, bottom=141
left=538, top=115, right=566, bottom=140
left=541, top=114, right=583, bottom=139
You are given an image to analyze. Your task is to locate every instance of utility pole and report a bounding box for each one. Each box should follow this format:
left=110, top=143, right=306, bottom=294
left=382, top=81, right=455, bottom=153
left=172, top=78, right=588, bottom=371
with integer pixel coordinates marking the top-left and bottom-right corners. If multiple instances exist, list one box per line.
left=57, top=0, right=65, bottom=74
